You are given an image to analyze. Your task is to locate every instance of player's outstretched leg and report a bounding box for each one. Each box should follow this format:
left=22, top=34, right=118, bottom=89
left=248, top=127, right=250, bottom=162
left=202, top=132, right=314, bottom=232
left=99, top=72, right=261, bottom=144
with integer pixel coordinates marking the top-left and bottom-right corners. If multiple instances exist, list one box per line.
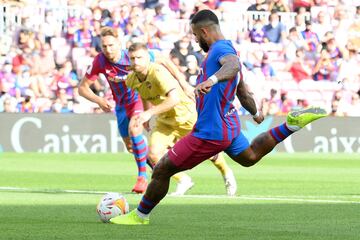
left=231, top=106, right=327, bottom=167
left=210, top=153, right=237, bottom=196
left=110, top=153, right=180, bottom=225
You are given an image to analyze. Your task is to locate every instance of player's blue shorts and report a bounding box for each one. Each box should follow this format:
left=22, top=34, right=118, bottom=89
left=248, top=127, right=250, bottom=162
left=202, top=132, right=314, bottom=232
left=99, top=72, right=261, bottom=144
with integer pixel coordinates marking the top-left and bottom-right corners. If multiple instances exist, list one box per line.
left=224, top=131, right=250, bottom=156
left=115, top=105, right=131, bottom=138
left=114, top=101, right=143, bottom=138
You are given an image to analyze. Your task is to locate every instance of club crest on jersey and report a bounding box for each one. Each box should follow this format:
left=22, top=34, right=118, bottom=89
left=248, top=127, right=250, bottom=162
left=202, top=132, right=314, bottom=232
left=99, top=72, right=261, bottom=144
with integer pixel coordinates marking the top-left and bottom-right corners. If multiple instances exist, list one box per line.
left=145, top=81, right=152, bottom=89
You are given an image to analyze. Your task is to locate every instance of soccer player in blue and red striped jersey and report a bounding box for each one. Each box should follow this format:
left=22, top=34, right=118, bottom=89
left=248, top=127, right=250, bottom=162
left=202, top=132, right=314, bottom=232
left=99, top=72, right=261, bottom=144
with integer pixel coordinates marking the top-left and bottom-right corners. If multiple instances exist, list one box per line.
left=79, top=27, right=193, bottom=194
left=110, top=10, right=327, bottom=225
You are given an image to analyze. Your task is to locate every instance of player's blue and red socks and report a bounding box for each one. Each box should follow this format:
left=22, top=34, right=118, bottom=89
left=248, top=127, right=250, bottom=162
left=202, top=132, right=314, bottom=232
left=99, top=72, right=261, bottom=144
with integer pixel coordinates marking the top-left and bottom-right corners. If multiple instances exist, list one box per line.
left=131, top=135, right=148, bottom=178
left=137, top=195, right=159, bottom=217
left=269, top=123, right=294, bottom=143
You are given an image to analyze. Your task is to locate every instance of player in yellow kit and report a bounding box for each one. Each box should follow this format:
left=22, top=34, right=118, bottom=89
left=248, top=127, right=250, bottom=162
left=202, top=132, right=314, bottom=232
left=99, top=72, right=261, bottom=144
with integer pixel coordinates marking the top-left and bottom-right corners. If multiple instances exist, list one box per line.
left=126, top=42, right=237, bottom=196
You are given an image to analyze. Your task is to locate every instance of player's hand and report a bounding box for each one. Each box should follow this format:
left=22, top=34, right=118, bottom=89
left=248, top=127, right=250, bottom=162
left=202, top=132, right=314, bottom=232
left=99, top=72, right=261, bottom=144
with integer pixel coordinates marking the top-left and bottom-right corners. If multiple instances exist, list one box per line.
left=194, top=79, right=213, bottom=97
left=253, top=111, right=264, bottom=124
left=97, top=98, right=112, bottom=112
left=137, top=111, right=152, bottom=126
left=183, top=85, right=195, bottom=102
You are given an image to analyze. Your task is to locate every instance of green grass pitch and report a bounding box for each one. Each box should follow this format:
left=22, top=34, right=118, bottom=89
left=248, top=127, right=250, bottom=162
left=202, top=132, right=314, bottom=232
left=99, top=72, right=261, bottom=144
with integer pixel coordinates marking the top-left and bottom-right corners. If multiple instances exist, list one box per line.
left=0, top=153, right=359, bottom=240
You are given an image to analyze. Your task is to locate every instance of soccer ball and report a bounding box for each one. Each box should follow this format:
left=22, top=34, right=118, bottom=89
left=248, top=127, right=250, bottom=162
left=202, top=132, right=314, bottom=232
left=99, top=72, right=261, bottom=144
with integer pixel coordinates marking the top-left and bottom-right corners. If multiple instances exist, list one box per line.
left=96, top=192, right=129, bottom=223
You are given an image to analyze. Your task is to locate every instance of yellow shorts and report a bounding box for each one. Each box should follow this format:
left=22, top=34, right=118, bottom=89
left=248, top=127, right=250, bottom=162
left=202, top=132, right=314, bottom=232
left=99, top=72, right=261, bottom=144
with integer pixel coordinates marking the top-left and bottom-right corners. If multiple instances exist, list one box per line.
left=149, top=115, right=196, bottom=150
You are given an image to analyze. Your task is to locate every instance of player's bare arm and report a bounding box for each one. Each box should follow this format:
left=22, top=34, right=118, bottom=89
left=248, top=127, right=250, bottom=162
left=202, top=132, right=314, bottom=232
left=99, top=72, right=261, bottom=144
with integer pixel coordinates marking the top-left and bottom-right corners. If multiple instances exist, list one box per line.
left=78, top=76, right=112, bottom=112
left=195, top=54, right=240, bottom=97
left=236, top=77, right=264, bottom=124
left=141, top=98, right=152, bottom=131
left=155, top=53, right=195, bottom=100
left=137, top=89, right=180, bottom=125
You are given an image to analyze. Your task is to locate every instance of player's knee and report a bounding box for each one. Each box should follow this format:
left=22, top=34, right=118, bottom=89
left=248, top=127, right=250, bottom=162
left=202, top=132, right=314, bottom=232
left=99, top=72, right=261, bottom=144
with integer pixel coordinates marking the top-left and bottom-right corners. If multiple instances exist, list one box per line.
left=128, top=125, right=141, bottom=136
left=232, top=152, right=258, bottom=167
left=148, top=146, right=161, bottom=163
left=152, top=154, right=177, bottom=180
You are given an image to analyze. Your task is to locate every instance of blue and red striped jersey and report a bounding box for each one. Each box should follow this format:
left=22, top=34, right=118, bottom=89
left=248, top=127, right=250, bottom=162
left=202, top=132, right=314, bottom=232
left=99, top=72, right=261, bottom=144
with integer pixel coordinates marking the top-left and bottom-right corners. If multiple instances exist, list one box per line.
left=192, top=40, right=241, bottom=141
left=85, top=50, right=155, bottom=107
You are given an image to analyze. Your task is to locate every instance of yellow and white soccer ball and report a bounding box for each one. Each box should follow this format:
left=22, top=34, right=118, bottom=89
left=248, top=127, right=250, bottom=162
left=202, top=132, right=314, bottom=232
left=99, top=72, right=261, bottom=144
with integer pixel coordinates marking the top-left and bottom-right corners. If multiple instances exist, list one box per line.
left=96, top=192, right=129, bottom=223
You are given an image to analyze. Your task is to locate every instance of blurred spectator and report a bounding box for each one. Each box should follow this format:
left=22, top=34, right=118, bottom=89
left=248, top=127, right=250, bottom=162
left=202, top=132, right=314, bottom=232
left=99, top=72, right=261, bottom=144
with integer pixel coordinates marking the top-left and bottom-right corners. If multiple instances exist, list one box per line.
left=293, top=99, right=309, bottom=110
left=263, top=12, right=287, bottom=43
left=54, top=61, right=79, bottom=98
left=333, top=8, right=352, bottom=48
left=90, top=20, right=102, bottom=56
left=313, top=49, right=337, bottom=81
left=285, top=27, right=308, bottom=62
left=260, top=88, right=281, bottom=116
left=247, top=0, right=267, bottom=12
left=293, top=0, right=313, bottom=12
left=170, top=35, right=195, bottom=72
left=42, top=10, right=62, bottom=44
left=169, top=0, right=180, bottom=12
left=0, top=94, right=17, bottom=113
left=0, top=62, right=17, bottom=97
left=294, top=13, right=306, bottom=34
left=260, top=53, right=276, bottom=79
left=144, top=0, right=160, bottom=9
left=66, top=11, right=81, bottom=42
left=17, top=90, right=34, bottom=113
left=108, top=6, right=129, bottom=30
left=344, top=92, right=360, bottom=116
left=268, top=0, right=290, bottom=12
left=301, top=21, right=320, bottom=59
left=278, top=91, right=294, bottom=115
left=289, top=48, right=312, bottom=82
left=312, top=11, right=333, bottom=41
left=337, top=45, right=360, bottom=85
left=184, top=55, right=199, bottom=86
left=326, top=38, right=343, bottom=60
left=249, top=19, right=266, bottom=43
left=73, top=18, right=93, bottom=48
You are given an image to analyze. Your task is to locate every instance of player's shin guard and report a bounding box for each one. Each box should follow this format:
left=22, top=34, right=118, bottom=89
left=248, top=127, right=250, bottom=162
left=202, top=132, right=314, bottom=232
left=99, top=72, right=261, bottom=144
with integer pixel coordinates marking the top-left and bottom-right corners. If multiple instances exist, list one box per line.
left=131, top=135, right=148, bottom=178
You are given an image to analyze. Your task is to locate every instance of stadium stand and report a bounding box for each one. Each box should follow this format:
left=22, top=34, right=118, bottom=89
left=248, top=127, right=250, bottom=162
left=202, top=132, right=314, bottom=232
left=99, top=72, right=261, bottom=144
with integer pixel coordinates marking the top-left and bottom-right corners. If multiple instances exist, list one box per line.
left=0, top=0, right=359, bottom=116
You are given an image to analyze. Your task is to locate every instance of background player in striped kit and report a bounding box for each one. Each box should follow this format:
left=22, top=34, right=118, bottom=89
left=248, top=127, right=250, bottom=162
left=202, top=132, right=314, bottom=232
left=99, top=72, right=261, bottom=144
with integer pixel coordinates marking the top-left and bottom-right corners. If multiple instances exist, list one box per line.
left=79, top=27, right=192, bottom=193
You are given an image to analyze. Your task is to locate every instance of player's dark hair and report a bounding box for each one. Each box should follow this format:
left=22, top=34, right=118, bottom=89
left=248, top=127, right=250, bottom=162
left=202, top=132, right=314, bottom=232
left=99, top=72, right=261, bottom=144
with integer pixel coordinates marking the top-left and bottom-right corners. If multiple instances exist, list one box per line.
left=190, top=9, right=219, bottom=26
left=128, top=42, right=148, bottom=52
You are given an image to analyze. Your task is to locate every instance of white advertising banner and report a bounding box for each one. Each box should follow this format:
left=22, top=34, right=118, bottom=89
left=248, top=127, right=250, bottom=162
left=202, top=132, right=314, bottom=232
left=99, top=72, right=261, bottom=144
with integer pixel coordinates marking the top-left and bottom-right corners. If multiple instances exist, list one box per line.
left=0, top=114, right=359, bottom=153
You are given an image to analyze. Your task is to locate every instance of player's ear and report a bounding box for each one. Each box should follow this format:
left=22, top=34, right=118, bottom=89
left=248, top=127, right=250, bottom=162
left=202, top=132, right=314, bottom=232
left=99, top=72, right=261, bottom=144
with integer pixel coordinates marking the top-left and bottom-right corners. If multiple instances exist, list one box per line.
left=200, top=27, right=208, bottom=36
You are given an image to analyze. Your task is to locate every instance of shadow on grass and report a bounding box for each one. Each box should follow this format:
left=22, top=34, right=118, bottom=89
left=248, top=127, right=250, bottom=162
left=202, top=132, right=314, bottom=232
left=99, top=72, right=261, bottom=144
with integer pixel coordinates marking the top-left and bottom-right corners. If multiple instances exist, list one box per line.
left=0, top=203, right=359, bottom=240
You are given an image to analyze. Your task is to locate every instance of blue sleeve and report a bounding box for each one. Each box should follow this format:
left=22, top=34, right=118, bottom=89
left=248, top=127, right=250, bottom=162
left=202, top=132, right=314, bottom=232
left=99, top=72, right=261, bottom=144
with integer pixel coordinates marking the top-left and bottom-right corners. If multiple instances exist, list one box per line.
left=149, top=51, right=155, bottom=62
left=213, top=42, right=236, bottom=63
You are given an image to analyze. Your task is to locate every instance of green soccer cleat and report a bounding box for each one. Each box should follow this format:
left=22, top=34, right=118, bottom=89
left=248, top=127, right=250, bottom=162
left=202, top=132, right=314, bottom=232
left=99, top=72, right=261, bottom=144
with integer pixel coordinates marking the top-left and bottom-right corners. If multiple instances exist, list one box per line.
left=286, top=106, right=327, bottom=131
left=109, top=209, right=149, bottom=225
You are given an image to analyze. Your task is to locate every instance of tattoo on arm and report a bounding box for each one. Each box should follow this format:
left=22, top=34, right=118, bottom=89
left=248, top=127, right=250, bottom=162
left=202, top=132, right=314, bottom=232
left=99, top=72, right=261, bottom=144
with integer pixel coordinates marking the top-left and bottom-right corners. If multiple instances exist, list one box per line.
left=236, top=77, right=257, bottom=115
left=214, top=54, right=240, bottom=82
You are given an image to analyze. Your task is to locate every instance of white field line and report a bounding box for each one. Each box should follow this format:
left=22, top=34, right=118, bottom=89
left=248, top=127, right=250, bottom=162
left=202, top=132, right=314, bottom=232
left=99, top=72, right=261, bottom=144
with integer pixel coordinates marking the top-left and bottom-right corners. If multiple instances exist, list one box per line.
left=1, top=186, right=360, bottom=204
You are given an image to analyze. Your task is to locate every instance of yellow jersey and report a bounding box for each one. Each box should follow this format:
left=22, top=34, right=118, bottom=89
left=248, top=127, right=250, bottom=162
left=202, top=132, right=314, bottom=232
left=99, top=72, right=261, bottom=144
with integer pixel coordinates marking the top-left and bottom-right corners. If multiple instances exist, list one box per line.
left=126, top=63, right=195, bottom=126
